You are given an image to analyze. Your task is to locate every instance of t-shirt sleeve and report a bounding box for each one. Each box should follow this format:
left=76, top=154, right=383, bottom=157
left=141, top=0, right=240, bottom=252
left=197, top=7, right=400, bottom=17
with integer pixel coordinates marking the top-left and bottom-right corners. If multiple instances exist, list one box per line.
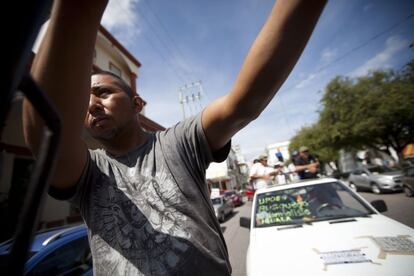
left=159, top=112, right=231, bottom=175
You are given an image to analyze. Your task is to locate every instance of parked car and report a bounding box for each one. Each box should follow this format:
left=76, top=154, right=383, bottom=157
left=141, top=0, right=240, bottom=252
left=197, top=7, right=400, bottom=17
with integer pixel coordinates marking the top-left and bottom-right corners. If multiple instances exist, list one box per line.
left=223, top=190, right=243, bottom=207
left=211, top=196, right=233, bottom=222
left=348, top=165, right=403, bottom=194
left=402, top=166, right=414, bottom=197
left=0, top=224, right=91, bottom=275
left=240, top=178, right=414, bottom=276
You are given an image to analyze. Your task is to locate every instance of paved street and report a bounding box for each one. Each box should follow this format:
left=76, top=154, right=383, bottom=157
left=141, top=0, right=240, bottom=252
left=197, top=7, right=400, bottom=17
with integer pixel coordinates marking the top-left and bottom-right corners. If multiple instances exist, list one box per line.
left=222, top=191, right=414, bottom=276
left=358, top=191, right=414, bottom=228
left=221, top=201, right=251, bottom=276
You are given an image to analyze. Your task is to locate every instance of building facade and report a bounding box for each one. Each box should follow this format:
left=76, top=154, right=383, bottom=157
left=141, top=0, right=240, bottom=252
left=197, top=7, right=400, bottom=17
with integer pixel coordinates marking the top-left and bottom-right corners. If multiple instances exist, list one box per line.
left=206, top=145, right=248, bottom=193
left=266, top=141, right=291, bottom=166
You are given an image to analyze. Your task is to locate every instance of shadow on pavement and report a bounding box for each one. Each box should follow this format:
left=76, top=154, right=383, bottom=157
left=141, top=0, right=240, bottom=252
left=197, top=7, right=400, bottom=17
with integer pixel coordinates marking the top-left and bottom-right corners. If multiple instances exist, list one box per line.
left=222, top=210, right=239, bottom=223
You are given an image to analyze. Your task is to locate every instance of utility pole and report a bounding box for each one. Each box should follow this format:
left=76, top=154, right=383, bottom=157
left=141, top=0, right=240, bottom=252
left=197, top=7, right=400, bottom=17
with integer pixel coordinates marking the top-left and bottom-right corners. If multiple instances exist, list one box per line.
left=178, top=81, right=204, bottom=119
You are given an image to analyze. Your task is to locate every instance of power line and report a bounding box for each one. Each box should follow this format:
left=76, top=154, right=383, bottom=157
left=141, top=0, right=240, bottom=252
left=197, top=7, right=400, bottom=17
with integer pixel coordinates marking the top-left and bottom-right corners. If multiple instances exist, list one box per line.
left=114, top=2, right=187, bottom=84
left=274, top=11, right=414, bottom=137
left=134, top=4, right=192, bottom=83
left=286, top=12, right=414, bottom=93
left=316, top=12, right=414, bottom=74
left=141, top=0, right=199, bottom=82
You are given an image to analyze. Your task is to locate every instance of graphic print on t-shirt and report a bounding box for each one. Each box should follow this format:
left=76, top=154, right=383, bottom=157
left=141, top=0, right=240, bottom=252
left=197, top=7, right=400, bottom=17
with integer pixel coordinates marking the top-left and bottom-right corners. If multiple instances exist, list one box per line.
left=88, top=163, right=194, bottom=275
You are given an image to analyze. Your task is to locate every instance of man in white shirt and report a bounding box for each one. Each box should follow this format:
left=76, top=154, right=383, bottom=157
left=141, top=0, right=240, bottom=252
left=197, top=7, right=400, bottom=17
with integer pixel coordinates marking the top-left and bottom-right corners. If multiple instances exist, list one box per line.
left=249, top=155, right=274, bottom=190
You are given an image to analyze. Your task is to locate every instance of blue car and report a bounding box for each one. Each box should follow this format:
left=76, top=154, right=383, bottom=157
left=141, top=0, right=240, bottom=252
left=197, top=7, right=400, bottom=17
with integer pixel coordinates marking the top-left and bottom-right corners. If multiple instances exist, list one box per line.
left=0, top=224, right=91, bottom=275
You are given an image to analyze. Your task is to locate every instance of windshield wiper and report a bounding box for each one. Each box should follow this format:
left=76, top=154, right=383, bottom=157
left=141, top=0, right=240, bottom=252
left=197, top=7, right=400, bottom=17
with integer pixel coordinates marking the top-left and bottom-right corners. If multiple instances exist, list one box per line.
left=327, top=214, right=372, bottom=224
left=277, top=224, right=303, bottom=230
left=312, top=214, right=371, bottom=223
left=329, top=218, right=357, bottom=224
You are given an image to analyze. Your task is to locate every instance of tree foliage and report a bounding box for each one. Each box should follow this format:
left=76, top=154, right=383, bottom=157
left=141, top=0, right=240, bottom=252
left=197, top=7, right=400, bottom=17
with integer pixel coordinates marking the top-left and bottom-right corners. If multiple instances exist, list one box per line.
left=290, top=58, right=414, bottom=164
left=289, top=124, right=338, bottom=164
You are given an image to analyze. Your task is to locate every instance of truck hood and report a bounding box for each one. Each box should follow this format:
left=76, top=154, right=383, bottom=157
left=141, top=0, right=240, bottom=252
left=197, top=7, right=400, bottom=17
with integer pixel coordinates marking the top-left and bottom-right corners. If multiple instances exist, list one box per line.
left=247, top=215, right=414, bottom=276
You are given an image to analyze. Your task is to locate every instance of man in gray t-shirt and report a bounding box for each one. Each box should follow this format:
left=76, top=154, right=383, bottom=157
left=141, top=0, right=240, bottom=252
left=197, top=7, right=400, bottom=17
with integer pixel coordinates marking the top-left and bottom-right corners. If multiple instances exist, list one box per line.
left=51, top=115, right=232, bottom=275
left=24, top=0, right=326, bottom=275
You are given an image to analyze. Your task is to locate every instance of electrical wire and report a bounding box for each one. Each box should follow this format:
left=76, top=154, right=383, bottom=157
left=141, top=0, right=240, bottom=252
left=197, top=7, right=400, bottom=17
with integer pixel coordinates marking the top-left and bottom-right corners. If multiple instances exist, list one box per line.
left=114, top=2, right=188, bottom=84
left=141, top=0, right=199, bottom=82
left=275, top=11, right=414, bottom=138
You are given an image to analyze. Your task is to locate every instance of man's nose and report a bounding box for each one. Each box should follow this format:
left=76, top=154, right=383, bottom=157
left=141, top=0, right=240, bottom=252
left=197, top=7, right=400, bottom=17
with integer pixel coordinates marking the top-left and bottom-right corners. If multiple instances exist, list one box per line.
left=88, top=95, right=103, bottom=115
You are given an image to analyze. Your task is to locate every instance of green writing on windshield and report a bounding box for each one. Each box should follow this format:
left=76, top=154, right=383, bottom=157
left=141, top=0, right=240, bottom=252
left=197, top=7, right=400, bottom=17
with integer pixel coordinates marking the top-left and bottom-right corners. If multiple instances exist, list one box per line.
left=256, top=194, right=312, bottom=226
left=258, top=195, right=288, bottom=205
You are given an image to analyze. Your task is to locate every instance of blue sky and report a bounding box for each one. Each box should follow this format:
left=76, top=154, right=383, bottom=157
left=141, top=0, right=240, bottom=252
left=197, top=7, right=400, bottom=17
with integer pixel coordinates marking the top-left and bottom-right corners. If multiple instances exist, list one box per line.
left=102, top=0, right=414, bottom=161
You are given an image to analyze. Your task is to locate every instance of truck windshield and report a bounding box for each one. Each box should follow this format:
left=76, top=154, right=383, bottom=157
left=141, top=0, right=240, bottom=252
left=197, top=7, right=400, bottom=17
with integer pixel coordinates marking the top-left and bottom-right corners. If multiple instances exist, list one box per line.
left=254, top=182, right=375, bottom=228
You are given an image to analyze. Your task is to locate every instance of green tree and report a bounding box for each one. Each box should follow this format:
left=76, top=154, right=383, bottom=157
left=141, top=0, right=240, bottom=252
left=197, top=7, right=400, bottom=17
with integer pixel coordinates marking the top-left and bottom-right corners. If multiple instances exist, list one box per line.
left=290, top=55, right=414, bottom=165
left=289, top=123, right=338, bottom=165
left=318, top=69, right=414, bottom=164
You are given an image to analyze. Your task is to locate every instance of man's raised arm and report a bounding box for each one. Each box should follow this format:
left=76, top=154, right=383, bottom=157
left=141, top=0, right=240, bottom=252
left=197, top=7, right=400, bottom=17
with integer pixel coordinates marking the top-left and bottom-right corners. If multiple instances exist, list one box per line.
left=23, top=0, right=108, bottom=189
left=202, top=0, right=326, bottom=151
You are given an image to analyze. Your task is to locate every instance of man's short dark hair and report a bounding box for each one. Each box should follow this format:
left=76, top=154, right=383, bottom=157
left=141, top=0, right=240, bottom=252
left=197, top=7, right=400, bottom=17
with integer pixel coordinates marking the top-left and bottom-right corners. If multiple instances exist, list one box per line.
left=92, top=69, right=135, bottom=98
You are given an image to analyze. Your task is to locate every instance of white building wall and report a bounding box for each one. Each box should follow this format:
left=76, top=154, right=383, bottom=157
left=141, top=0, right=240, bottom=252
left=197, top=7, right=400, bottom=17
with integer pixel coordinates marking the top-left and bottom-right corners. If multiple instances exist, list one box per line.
left=206, top=161, right=228, bottom=181
left=267, top=141, right=290, bottom=166
left=95, top=39, right=130, bottom=84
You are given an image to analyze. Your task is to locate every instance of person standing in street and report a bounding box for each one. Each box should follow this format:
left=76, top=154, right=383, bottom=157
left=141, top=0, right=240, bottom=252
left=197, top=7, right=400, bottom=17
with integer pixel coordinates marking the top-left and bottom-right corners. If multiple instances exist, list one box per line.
left=273, top=161, right=288, bottom=185
left=294, top=146, right=320, bottom=179
left=249, top=155, right=275, bottom=190
left=23, top=0, right=326, bottom=275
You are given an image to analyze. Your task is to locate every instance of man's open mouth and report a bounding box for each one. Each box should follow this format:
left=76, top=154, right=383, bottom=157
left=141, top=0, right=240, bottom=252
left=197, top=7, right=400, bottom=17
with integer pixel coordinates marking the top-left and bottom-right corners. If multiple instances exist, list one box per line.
left=92, top=116, right=109, bottom=127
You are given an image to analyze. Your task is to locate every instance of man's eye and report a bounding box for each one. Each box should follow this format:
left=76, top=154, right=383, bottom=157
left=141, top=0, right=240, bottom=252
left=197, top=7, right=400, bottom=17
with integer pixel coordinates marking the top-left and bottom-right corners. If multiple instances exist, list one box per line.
left=98, top=89, right=111, bottom=97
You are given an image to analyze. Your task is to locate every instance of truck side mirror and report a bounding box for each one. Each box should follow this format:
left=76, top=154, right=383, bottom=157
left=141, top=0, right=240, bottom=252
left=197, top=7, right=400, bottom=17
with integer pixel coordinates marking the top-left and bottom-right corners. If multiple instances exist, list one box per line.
left=240, top=217, right=251, bottom=229
left=371, top=200, right=387, bottom=213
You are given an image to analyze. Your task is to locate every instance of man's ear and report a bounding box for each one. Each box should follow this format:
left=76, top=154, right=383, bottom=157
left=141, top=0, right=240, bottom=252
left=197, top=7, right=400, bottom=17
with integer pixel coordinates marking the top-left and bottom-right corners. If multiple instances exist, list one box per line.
left=132, top=95, right=144, bottom=113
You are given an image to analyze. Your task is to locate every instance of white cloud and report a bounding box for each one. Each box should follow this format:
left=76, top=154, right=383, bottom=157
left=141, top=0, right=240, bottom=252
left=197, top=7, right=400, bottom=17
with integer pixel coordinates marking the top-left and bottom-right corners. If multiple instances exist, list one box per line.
left=102, top=0, right=138, bottom=30
left=295, top=73, right=317, bottom=89
left=350, top=36, right=409, bottom=77
left=295, top=71, right=325, bottom=89
left=293, top=48, right=335, bottom=89
left=101, top=0, right=140, bottom=46
left=321, top=47, right=337, bottom=63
